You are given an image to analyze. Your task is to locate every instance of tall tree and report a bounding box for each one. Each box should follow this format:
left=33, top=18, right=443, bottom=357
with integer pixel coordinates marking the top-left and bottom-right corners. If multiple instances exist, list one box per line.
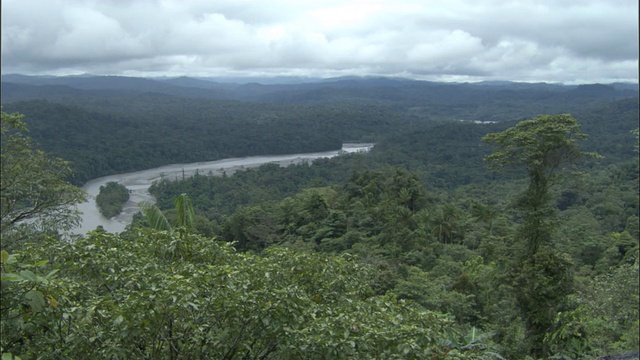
left=470, top=201, right=500, bottom=237
left=483, top=114, right=599, bottom=357
left=1, top=110, right=86, bottom=247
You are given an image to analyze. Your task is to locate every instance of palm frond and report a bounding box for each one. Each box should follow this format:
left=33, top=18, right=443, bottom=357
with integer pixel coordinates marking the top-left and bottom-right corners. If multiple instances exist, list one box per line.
left=174, top=193, right=195, bottom=231
left=139, top=201, right=173, bottom=232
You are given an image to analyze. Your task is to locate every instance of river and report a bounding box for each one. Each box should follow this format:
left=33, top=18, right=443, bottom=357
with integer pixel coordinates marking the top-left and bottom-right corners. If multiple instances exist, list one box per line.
left=72, top=143, right=374, bottom=234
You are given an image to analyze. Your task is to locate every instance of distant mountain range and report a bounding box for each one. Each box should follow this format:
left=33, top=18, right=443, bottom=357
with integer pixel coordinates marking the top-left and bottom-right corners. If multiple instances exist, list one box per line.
left=2, top=73, right=637, bottom=104
left=2, top=74, right=638, bottom=131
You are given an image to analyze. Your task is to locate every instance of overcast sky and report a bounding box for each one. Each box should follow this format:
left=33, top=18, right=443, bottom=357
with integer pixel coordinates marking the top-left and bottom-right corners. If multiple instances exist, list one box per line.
left=2, top=0, right=638, bottom=84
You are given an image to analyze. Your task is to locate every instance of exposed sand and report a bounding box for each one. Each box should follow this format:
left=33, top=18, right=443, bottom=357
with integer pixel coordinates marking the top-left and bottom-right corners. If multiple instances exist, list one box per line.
left=72, top=144, right=373, bottom=234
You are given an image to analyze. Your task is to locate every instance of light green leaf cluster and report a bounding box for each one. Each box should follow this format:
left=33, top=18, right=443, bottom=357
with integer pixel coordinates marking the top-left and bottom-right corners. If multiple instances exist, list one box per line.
left=545, top=257, right=639, bottom=358
left=483, top=114, right=596, bottom=176
left=1, top=110, right=86, bottom=245
left=1, top=230, right=486, bottom=359
left=1, top=249, right=61, bottom=359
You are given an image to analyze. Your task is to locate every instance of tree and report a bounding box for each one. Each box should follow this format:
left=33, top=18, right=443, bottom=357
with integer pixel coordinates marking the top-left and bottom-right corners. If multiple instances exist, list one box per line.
left=1, top=110, right=86, bottom=247
left=429, top=204, right=461, bottom=244
left=471, top=201, right=501, bottom=237
left=484, top=114, right=599, bottom=255
left=2, top=228, right=497, bottom=359
left=96, top=181, right=130, bottom=218
left=483, top=114, right=598, bottom=357
left=545, top=258, right=639, bottom=358
left=139, top=193, right=194, bottom=233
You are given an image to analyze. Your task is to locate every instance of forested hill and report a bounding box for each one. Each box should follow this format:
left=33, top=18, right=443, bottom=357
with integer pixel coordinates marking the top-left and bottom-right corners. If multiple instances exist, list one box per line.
left=140, top=102, right=638, bottom=359
left=3, top=74, right=636, bottom=111
left=140, top=97, right=638, bottom=359
left=148, top=97, right=638, bottom=220
left=2, top=98, right=398, bottom=184
left=373, top=96, right=640, bottom=186
left=1, top=75, right=637, bottom=185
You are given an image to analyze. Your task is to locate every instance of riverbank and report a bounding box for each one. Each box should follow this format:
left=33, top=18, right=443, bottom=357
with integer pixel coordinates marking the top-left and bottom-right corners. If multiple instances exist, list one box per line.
left=72, top=144, right=374, bottom=234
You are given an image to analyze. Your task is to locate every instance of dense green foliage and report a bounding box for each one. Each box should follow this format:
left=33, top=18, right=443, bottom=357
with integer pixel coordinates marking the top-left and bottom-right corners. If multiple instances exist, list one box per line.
left=1, top=110, right=86, bottom=251
left=1, top=78, right=638, bottom=359
left=2, top=77, right=636, bottom=185
left=1, top=230, right=502, bottom=359
left=146, top=106, right=638, bottom=358
left=3, top=75, right=636, bottom=119
left=2, top=99, right=398, bottom=184
left=147, top=99, right=638, bottom=221
left=96, top=182, right=130, bottom=219
left=482, top=114, right=599, bottom=357
left=147, top=164, right=638, bottom=358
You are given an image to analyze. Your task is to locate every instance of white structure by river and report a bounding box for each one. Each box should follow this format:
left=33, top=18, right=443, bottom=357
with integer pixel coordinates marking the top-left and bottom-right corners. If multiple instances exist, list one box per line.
left=73, top=144, right=374, bottom=234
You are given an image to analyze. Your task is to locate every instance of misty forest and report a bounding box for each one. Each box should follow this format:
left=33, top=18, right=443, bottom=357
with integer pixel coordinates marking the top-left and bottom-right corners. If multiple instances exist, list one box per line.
left=1, top=75, right=638, bottom=359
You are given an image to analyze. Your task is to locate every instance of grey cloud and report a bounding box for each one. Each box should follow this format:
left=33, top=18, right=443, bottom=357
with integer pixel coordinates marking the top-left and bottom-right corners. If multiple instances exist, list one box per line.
left=1, top=0, right=637, bottom=83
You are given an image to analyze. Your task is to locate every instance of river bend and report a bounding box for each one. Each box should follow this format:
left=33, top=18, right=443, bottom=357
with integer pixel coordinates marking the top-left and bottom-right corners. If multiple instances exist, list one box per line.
left=72, top=144, right=373, bottom=234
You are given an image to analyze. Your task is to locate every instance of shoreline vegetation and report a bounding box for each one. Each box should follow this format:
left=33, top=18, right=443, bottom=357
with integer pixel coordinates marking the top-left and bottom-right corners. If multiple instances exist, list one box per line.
left=95, top=181, right=130, bottom=218
left=72, top=144, right=374, bottom=234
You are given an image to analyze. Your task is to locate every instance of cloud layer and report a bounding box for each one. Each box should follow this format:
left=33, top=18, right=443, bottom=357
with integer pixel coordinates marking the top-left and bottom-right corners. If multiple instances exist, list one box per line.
left=2, top=0, right=638, bottom=83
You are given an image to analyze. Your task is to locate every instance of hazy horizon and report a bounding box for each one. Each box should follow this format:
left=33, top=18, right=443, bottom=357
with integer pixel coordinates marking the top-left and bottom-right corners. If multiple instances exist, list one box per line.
left=2, top=0, right=638, bottom=85
left=3, top=72, right=639, bottom=87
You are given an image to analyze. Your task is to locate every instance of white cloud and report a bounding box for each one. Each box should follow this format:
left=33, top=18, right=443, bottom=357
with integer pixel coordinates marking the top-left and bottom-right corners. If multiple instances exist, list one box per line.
left=1, top=0, right=637, bottom=83
left=46, top=7, right=142, bottom=60
left=407, top=30, right=485, bottom=67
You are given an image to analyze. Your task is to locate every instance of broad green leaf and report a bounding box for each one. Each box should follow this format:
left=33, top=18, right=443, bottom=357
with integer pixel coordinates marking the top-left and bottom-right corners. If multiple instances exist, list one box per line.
left=45, top=269, right=60, bottom=278
left=1, top=250, right=17, bottom=265
left=25, top=289, right=46, bottom=312
left=2, top=353, right=22, bottom=360
left=1, top=273, right=23, bottom=281
left=32, top=259, right=49, bottom=267
left=19, top=270, right=37, bottom=282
